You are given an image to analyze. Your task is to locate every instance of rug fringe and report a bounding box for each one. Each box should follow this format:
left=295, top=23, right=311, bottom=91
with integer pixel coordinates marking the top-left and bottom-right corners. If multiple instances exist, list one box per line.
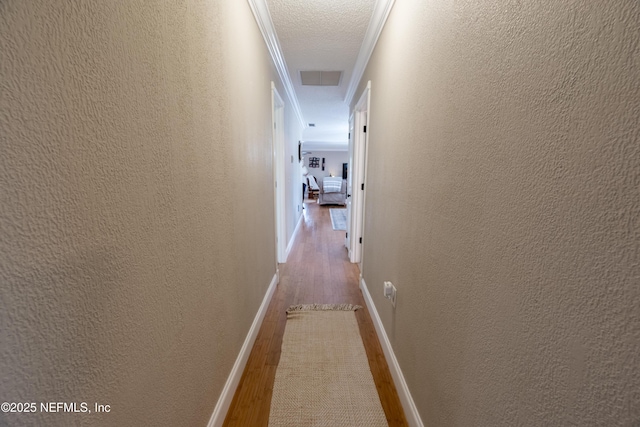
left=286, top=303, right=362, bottom=313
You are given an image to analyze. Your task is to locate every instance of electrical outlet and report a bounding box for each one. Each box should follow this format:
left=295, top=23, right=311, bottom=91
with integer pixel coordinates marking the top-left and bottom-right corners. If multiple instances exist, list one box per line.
left=383, top=281, right=396, bottom=307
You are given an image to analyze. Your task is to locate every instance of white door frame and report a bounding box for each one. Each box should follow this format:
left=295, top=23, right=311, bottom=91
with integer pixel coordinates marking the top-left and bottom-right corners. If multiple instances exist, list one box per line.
left=272, top=82, right=287, bottom=264
left=348, top=81, right=371, bottom=266
left=345, top=113, right=355, bottom=251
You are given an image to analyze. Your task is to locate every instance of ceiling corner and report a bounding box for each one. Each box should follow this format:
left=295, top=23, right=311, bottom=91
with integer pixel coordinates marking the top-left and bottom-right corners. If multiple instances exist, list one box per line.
left=247, top=0, right=306, bottom=128
left=344, top=0, right=396, bottom=106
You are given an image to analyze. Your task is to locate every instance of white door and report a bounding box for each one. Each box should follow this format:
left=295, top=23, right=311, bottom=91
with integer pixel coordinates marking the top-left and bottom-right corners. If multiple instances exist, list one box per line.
left=349, top=82, right=370, bottom=265
left=272, top=83, right=286, bottom=264
left=345, top=114, right=355, bottom=251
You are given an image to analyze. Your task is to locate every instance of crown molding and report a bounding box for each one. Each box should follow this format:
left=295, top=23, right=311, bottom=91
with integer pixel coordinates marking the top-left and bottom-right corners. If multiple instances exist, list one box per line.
left=301, top=141, right=349, bottom=152
left=247, top=0, right=306, bottom=129
left=344, top=0, right=396, bottom=106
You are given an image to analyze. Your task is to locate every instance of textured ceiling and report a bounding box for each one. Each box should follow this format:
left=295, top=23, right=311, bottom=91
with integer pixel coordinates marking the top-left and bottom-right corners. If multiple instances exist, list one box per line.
left=266, top=0, right=376, bottom=148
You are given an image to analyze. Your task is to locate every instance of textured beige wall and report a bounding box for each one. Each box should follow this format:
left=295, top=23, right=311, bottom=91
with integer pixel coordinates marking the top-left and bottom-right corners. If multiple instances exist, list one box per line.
left=0, top=1, right=299, bottom=426
left=354, top=0, right=639, bottom=425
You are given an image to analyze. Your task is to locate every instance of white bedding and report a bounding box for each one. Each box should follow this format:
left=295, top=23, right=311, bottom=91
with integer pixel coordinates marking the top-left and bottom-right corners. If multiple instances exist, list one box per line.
left=323, top=177, right=342, bottom=193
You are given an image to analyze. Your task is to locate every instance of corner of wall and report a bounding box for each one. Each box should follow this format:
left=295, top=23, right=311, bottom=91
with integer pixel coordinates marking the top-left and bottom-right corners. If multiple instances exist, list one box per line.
left=207, top=272, right=279, bottom=427
left=359, top=276, right=424, bottom=427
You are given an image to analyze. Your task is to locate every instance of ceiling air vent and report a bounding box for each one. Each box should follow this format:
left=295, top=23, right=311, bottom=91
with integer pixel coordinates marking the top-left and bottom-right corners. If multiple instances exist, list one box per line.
left=308, top=123, right=316, bottom=127
left=300, top=71, right=343, bottom=86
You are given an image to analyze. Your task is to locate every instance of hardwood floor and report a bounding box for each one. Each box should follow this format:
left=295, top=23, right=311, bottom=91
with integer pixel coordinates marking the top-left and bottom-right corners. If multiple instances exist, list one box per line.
left=223, top=200, right=407, bottom=426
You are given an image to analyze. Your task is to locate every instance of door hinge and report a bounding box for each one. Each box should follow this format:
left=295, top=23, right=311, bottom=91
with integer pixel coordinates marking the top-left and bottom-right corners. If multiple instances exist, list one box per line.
left=348, top=132, right=351, bottom=139
left=361, top=183, right=364, bottom=191
left=345, top=232, right=348, bottom=238
left=363, top=125, right=367, bottom=133
left=359, top=237, right=362, bottom=244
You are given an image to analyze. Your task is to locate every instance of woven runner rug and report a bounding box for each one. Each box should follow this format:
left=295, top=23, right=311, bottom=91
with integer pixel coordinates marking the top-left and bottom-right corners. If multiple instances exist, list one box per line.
left=269, top=304, right=388, bottom=426
left=329, top=208, right=347, bottom=231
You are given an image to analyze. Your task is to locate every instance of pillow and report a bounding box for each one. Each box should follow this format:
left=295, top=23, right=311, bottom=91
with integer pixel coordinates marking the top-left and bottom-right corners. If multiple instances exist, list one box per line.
left=323, top=177, right=342, bottom=193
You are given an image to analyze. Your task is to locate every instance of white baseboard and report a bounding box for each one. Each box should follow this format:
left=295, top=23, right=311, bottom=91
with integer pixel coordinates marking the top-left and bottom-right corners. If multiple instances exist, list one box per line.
left=207, top=271, right=279, bottom=427
left=360, top=276, right=424, bottom=427
left=284, top=212, right=304, bottom=261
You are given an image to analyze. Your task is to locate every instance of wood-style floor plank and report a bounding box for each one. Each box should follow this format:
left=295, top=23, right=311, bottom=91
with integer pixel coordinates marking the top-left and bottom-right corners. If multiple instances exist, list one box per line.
left=223, top=200, right=407, bottom=426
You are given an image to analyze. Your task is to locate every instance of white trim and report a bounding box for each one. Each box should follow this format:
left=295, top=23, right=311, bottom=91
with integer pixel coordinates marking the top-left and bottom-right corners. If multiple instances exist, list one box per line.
left=247, top=0, right=305, bottom=128
left=344, top=0, right=396, bottom=105
left=349, top=82, right=371, bottom=265
left=207, top=272, right=280, bottom=427
left=285, top=211, right=304, bottom=261
left=345, top=112, right=355, bottom=254
left=360, top=276, right=424, bottom=427
left=303, top=145, right=349, bottom=156
left=272, top=83, right=287, bottom=264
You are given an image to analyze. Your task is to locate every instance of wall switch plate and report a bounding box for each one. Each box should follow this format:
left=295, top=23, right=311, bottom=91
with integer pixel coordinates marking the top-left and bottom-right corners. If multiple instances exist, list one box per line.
left=383, top=281, right=396, bottom=307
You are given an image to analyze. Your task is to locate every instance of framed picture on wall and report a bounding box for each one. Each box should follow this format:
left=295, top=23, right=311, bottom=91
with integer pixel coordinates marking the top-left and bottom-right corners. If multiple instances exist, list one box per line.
left=309, top=157, right=320, bottom=168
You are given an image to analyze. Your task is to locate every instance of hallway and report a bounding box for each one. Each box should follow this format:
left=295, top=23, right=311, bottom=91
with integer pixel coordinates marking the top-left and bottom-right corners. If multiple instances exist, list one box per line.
left=2, top=1, right=638, bottom=426
left=224, top=201, right=407, bottom=426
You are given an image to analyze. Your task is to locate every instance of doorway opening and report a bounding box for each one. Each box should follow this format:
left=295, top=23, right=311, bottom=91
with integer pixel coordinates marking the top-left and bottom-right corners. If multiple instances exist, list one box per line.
left=346, top=81, right=370, bottom=267
left=272, top=82, right=286, bottom=264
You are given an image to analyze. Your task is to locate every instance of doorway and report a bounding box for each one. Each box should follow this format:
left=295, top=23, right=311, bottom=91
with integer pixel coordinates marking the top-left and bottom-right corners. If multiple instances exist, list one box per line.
left=272, top=82, right=286, bottom=264
left=347, top=81, right=370, bottom=267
